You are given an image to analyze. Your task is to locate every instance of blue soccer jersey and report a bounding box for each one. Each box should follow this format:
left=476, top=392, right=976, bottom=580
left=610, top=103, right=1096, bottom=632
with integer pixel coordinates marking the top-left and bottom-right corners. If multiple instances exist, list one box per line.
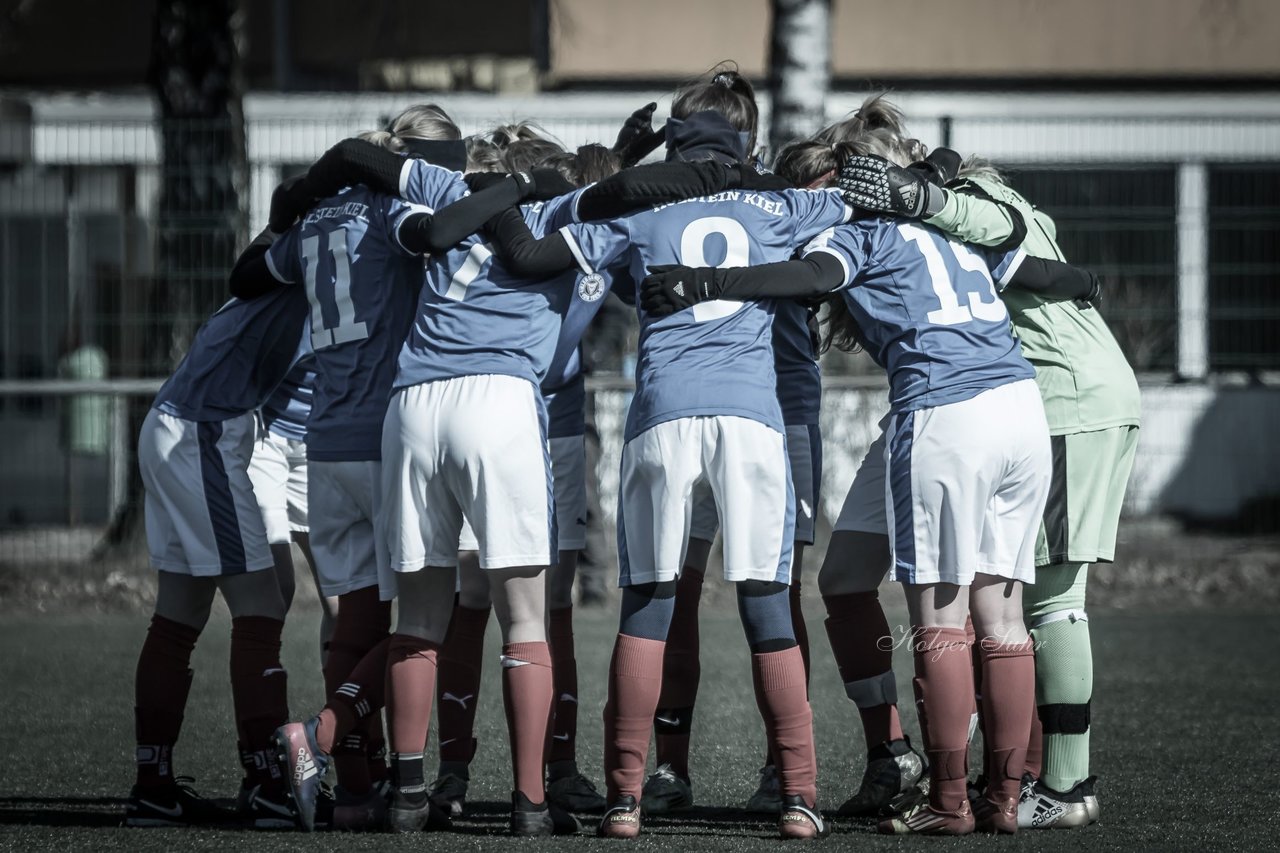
left=772, top=300, right=821, bottom=426
left=802, top=219, right=1034, bottom=412
left=266, top=185, right=425, bottom=461
left=153, top=287, right=311, bottom=422
left=261, top=357, right=315, bottom=442
left=395, top=181, right=619, bottom=394
left=562, top=188, right=852, bottom=440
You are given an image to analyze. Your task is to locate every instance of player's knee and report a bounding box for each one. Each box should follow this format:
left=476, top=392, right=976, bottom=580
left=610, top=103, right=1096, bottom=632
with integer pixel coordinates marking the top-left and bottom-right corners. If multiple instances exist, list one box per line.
left=817, top=532, right=890, bottom=597
left=619, top=580, right=678, bottom=640
left=1023, top=562, right=1088, bottom=621
left=736, top=580, right=794, bottom=651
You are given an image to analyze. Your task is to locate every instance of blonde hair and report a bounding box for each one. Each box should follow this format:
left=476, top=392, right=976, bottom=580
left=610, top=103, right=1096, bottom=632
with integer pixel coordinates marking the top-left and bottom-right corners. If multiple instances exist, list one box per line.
left=813, top=94, right=910, bottom=147
left=957, top=154, right=1005, bottom=186
left=464, top=136, right=504, bottom=173
left=359, top=103, right=461, bottom=152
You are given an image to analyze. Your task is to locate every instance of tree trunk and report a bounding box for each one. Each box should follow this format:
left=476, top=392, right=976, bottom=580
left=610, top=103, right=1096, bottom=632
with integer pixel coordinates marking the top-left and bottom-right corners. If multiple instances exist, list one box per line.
left=767, top=0, right=832, bottom=160
left=97, top=0, right=247, bottom=556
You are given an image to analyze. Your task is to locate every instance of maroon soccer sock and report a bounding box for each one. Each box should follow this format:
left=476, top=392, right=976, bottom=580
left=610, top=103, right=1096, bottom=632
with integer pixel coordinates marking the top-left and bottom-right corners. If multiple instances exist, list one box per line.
left=318, top=589, right=390, bottom=793
left=435, top=604, right=490, bottom=768
left=912, top=626, right=973, bottom=813
left=229, top=616, right=289, bottom=796
left=978, top=638, right=1036, bottom=804
left=1025, top=699, right=1044, bottom=778
left=385, top=633, right=440, bottom=794
left=546, top=607, right=580, bottom=766
left=605, top=634, right=666, bottom=802
left=316, top=634, right=391, bottom=795
left=822, top=592, right=905, bottom=749
left=134, top=615, right=199, bottom=788
left=753, top=646, right=818, bottom=807
left=501, top=642, right=555, bottom=802
left=654, top=571, right=702, bottom=780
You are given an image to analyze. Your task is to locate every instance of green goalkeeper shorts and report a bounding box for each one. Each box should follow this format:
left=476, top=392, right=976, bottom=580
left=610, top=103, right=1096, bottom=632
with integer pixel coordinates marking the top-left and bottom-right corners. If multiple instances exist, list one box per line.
left=1036, top=424, right=1139, bottom=567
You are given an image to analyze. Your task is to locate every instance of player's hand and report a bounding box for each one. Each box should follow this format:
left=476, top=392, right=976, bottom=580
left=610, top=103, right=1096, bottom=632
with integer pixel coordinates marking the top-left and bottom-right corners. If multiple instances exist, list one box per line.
left=463, top=171, right=509, bottom=193
left=640, top=264, right=721, bottom=316
left=911, top=147, right=962, bottom=186
left=1074, top=272, right=1103, bottom=310
left=838, top=154, right=938, bottom=219
left=730, top=164, right=794, bottom=192
left=528, top=168, right=576, bottom=200
left=268, top=174, right=315, bottom=232
left=612, top=102, right=664, bottom=167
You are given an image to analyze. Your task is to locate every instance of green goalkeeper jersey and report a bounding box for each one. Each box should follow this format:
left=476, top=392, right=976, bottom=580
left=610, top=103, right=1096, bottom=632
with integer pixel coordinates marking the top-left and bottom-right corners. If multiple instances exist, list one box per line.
left=925, top=176, right=1141, bottom=435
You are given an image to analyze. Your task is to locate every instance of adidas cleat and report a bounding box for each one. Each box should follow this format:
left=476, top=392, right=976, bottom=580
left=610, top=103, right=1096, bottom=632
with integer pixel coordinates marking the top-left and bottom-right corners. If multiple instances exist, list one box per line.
left=837, top=738, right=926, bottom=817
left=388, top=789, right=452, bottom=833
left=745, top=764, right=783, bottom=814
left=274, top=718, right=331, bottom=831
left=510, top=791, right=582, bottom=836
left=1018, top=776, right=1099, bottom=829
left=878, top=799, right=975, bottom=836
left=598, top=795, right=642, bottom=839
left=123, top=777, right=234, bottom=827
left=546, top=767, right=607, bottom=813
left=779, top=794, right=830, bottom=840
left=331, top=784, right=388, bottom=832
left=428, top=771, right=469, bottom=818
left=640, top=763, right=692, bottom=815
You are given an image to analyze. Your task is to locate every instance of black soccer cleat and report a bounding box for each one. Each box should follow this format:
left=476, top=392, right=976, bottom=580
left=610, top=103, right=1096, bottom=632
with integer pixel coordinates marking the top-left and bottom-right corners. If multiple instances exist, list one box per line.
left=837, top=737, right=926, bottom=817
left=779, top=794, right=831, bottom=840
left=387, top=789, right=452, bottom=833
left=123, top=777, right=235, bottom=827
left=510, top=790, right=582, bottom=836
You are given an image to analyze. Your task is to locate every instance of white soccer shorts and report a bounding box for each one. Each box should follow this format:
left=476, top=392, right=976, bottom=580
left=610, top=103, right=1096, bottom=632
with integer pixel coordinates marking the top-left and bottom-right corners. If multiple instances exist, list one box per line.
left=382, top=375, right=556, bottom=588
left=246, top=428, right=309, bottom=542
left=886, top=379, right=1051, bottom=586
left=139, top=408, right=273, bottom=577
left=688, top=423, right=820, bottom=547
left=617, top=415, right=794, bottom=586
left=308, top=460, right=384, bottom=597
left=457, top=433, right=586, bottom=554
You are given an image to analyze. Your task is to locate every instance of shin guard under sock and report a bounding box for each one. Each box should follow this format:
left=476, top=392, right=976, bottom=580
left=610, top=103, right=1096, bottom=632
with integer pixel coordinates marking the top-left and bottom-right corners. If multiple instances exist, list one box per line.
left=912, top=626, right=973, bottom=812
left=823, top=592, right=904, bottom=749
left=230, top=616, right=288, bottom=795
left=436, top=604, right=490, bottom=768
left=654, top=571, right=702, bottom=780
left=501, top=642, right=554, bottom=802
left=546, top=607, right=579, bottom=766
left=753, top=646, right=818, bottom=807
left=135, top=615, right=199, bottom=788
left=978, top=638, right=1036, bottom=803
left=605, top=634, right=666, bottom=802
left=385, top=634, right=440, bottom=792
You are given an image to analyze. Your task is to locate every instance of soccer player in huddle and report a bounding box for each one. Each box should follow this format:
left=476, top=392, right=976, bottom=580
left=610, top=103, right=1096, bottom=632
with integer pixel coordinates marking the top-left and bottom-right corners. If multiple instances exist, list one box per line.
left=640, top=126, right=1102, bottom=835
left=840, top=131, right=1138, bottom=829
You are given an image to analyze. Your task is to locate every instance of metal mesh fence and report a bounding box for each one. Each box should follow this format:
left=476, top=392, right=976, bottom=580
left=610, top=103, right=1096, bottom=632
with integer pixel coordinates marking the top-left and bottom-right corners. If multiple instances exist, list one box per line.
left=1, top=94, right=1278, bottom=569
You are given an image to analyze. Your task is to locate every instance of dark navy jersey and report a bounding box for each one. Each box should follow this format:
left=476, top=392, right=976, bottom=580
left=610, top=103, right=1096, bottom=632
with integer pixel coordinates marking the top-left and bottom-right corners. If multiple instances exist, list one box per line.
left=261, top=357, right=315, bottom=442
left=267, top=185, right=423, bottom=461
left=153, top=287, right=310, bottom=422
left=543, top=371, right=586, bottom=439
left=772, top=300, right=821, bottom=426
left=803, top=219, right=1033, bottom=412
left=562, top=188, right=852, bottom=440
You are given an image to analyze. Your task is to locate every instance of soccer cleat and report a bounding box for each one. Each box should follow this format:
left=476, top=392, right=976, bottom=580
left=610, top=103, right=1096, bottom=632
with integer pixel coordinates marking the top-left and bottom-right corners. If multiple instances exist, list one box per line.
left=745, top=764, right=783, bottom=814
left=428, top=771, right=469, bottom=818
left=244, top=785, right=296, bottom=829
left=1017, top=776, right=1099, bottom=829
left=778, top=794, right=831, bottom=840
left=877, top=799, right=975, bottom=835
left=971, top=793, right=1018, bottom=834
left=387, top=789, right=452, bottom=833
left=640, top=763, right=693, bottom=815
left=123, top=777, right=234, bottom=827
left=546, top=768, right=607, bottom=813
left=597, top=795, right=642, bottom=839
left=273, top=718, right=331, bottom=831
left=331, top=784, right=388, bottom=832
left=837, top=738, right=926, bottom=817
left=510, top=791, right=582, bottom=836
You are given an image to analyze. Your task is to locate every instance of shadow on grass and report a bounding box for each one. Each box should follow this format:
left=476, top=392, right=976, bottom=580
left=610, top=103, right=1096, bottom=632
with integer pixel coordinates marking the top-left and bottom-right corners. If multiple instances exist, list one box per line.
left=0, top=795, right=130, bottom=828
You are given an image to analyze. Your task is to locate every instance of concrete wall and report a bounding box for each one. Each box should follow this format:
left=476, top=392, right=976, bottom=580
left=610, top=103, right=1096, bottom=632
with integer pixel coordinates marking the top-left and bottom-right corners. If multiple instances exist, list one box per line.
left=550, top=0, right=1280, bottom=81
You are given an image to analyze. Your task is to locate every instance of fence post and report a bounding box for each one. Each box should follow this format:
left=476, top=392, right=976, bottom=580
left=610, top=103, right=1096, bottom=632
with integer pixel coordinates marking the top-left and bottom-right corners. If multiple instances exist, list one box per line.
left=1176, top=161, right=1209, bottom=380
left=108, top=394, right=129, bottom=520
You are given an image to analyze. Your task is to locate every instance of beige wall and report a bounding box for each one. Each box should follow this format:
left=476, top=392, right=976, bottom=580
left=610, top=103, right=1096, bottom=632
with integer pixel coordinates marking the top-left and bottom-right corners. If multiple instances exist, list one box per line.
left=549, top=0, right=1280, bottom=81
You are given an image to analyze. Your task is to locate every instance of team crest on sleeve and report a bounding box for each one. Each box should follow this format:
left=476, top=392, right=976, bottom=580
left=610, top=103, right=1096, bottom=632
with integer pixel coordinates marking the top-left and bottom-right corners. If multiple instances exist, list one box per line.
left=577, top=272, right=606, bottom=302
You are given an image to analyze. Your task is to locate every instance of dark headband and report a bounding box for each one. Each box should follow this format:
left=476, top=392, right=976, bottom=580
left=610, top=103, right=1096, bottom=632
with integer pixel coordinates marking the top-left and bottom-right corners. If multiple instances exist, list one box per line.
left=400, top=138, right=468, bottom=173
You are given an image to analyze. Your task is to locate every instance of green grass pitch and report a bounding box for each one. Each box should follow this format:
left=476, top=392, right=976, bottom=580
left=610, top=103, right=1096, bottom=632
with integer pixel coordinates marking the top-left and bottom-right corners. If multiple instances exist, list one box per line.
left=1, top=597, right=1277, bottom=850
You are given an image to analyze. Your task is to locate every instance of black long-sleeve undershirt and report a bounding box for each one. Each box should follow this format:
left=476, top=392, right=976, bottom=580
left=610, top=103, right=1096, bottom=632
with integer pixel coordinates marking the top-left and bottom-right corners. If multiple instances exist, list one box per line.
left=574, top=160, right=793, bottom=221
left=228, top=228, right=281, bottom=300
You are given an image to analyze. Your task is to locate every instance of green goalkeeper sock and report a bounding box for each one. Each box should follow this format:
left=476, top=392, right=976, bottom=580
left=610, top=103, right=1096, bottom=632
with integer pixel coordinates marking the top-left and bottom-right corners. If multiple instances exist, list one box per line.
left=1030, top=613, right=1092, bottom=792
